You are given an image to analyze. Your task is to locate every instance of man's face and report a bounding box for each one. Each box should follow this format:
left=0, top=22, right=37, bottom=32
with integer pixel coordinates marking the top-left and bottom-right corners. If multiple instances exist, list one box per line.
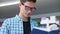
left=19, top=1, right=36, bottom=17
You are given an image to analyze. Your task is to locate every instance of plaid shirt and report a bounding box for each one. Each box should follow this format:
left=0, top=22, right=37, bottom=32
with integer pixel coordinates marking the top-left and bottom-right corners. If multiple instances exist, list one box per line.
left=1, top=15, right=38, bottom=34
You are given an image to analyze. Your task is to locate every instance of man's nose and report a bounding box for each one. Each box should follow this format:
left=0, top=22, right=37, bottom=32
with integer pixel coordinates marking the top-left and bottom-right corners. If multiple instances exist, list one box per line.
left=28, top=10, right=32, bottom=13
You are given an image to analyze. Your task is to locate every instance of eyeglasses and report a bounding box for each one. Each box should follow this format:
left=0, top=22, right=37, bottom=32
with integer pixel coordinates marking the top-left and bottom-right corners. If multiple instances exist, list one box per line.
left=22, top=3, right=36, bottom=11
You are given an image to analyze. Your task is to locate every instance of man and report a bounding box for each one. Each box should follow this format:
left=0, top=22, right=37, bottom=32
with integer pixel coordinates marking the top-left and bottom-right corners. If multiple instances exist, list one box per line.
left=1, top=0, right=38, bottom=34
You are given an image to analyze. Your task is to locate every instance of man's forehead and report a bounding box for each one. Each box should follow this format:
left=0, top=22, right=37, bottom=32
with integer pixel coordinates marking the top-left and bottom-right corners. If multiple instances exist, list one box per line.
left=24, top=2, right=36, bottom=7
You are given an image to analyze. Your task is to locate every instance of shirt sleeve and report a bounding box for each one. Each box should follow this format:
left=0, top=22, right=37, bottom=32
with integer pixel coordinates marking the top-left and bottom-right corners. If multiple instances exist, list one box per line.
left=0, top=19, right=9, bottom=34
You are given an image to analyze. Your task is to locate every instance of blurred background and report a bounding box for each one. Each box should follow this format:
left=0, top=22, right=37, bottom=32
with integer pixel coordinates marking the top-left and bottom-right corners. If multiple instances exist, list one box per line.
left=0, top=0, right=60, bottom=27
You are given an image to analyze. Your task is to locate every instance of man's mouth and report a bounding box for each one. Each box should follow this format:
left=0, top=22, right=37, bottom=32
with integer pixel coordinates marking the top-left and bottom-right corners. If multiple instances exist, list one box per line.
left=27, top=14, right=31, bottom=16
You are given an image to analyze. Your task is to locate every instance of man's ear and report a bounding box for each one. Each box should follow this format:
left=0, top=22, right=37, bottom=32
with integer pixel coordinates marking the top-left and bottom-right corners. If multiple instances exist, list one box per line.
left=19, top=2, right=22, bottom=8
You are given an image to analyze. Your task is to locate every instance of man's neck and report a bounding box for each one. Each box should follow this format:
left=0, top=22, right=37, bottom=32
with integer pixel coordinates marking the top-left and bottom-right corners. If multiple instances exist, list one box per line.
left=19, top=13, right=29, bottom=22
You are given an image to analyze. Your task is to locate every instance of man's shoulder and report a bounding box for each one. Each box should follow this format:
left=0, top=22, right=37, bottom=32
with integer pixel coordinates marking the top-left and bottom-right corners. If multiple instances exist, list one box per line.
left=3, top=15, right=21, bottom=24
left=4, top=15, right=19, bottom=22
left=30, top=19, right=37, bottom=23
left=3, top=17, right=15, bottom=25
left=4, top=17, right=15, bottom=22
left=30, top=19, right=38, bottom=26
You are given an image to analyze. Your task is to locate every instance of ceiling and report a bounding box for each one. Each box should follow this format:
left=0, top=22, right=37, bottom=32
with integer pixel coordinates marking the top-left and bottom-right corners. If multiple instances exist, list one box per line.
left=0, top=0, right=60, bottom=19
left=0, top=0, right=19, bottom=4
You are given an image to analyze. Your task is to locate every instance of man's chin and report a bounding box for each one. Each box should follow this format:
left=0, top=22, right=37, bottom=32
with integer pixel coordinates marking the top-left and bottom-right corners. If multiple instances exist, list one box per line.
left=25, top=15, right=30, bottom=18
left=27, top=16, right=30, bottom=18
left=26, top=16, right=30, bottom=18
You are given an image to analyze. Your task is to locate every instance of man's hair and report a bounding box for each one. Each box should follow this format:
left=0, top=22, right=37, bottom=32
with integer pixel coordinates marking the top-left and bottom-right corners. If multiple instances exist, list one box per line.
left=20, top=0, right=36, bottom=3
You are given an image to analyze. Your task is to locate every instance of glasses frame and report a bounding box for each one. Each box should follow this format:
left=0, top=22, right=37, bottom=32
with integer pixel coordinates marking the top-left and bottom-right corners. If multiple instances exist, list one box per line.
left=22, top=3, right=36, bottom=11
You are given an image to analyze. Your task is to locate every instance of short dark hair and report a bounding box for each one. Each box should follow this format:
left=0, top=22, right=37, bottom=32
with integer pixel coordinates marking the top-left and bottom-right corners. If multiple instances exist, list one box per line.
left=20, top=0, right=36, bottom=3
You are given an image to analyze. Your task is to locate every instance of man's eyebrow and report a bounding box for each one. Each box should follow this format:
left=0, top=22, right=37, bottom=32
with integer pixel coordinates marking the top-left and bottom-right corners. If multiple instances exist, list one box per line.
left=24, top=4, right=35, bottom=7
left=25, top=5, right=35, bottom=8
